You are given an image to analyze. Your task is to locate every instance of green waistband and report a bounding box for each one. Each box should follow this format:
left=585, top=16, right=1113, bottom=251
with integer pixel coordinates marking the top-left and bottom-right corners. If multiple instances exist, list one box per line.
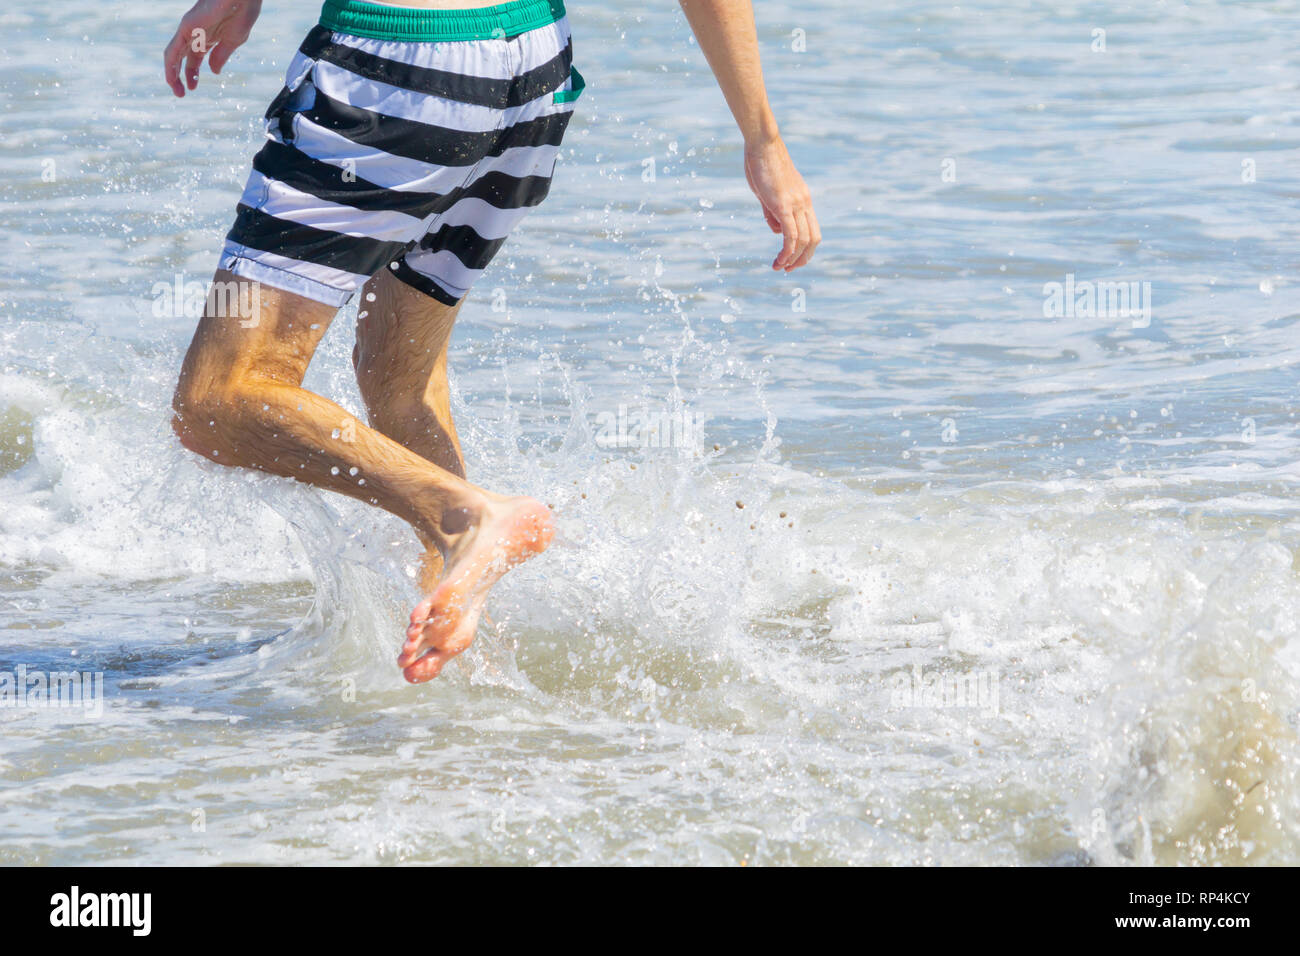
left=320, top=0, right=566, bottom=42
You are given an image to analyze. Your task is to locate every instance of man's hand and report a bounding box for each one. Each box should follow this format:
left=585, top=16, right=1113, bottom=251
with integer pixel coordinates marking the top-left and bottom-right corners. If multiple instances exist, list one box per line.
left=163, top=0, right=263, bottom=97
left=744, top=135, right=820, bottom=271
left=678, top=0, right=821, bottom=272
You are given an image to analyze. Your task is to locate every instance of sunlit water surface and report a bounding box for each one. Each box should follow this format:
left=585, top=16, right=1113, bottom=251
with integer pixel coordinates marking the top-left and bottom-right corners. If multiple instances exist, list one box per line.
left=1, top=1, right=1299, bottom=864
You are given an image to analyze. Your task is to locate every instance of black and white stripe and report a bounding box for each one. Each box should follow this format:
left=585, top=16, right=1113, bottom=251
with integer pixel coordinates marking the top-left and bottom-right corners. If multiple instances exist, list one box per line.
left=221, top=15, right=580, bottom=307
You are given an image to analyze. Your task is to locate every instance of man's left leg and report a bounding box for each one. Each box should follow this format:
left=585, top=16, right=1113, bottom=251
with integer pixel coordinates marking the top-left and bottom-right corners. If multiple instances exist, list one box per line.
left=173, top=272, right=552, bottom=683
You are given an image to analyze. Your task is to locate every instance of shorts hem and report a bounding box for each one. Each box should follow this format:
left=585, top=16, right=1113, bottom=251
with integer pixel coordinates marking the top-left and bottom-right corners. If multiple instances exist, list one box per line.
left=388, top=259, right=464, bottom=307
left=219, top=243, right=355, bottom=308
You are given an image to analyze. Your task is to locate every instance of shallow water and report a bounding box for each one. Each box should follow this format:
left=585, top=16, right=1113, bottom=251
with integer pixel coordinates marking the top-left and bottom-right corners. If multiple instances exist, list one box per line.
left=1, top=0, right=1299, bottom=865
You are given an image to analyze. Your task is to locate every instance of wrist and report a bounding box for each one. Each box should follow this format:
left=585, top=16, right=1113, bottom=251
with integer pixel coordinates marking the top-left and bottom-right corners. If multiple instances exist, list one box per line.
left=743, top=127, right=782, bottom=154
left=741, top=111, right=781, bottom=151
left=743, top=130, right=782, bottom=153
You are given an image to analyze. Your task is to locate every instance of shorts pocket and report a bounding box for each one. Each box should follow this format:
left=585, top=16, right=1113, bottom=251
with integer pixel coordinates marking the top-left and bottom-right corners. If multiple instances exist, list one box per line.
left=552, top=66, right=586, bottom=104
left=264, top=57, right=317, bottom=145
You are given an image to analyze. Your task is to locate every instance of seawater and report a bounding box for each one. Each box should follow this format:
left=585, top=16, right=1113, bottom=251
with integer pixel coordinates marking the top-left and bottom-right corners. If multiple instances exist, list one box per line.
left=0, top=1, right=1298, bottom=864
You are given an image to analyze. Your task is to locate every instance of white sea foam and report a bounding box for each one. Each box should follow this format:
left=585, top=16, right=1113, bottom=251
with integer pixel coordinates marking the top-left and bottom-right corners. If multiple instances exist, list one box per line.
left=1, top=0, right=1299, bottom=865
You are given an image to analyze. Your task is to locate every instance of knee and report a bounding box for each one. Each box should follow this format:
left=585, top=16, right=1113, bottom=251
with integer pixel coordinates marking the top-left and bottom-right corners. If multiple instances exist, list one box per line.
left=171, top=366, right=240, bottom=463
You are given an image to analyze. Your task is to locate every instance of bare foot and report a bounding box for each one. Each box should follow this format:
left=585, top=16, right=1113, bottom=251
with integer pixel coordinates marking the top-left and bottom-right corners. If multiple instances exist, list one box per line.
left=398, top=496, right=553, bottom=683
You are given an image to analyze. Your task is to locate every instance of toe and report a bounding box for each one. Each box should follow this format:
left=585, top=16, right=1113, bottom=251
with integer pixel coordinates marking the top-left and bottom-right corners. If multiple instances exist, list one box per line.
left=398, top=621, right=434, bottom=668
left=396, top=635, right=423, bottom=669
left=403, top=650, right=451, bottom=683
left=397, top=618, right=427, bottom=667
left=409, top=594, right=436, bottom=627
left=399, top=597, right=463, bottom=667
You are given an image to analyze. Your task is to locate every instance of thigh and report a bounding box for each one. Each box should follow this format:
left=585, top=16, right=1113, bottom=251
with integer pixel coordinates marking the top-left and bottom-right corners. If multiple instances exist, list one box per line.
left=179, top=270, right=340, bottom=394
left=355, top=266, right=463, bottom=385
left=353, top=268, right=467, bottom=480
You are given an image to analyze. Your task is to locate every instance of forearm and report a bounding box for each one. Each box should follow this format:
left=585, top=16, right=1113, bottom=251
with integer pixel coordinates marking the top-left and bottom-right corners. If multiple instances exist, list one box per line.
left=678, top=0, right=779, bottom=145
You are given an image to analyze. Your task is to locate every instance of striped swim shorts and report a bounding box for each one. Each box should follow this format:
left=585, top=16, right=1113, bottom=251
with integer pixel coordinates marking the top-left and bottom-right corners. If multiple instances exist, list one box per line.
left=220, top=0, right=585, bottom=308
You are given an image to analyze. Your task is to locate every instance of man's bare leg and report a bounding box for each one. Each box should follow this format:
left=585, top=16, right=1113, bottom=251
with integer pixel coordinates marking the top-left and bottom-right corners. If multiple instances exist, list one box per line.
left=352, top=268, right=466, bottom=592
left=352, top=269, right=521, bottom=678
left=172, top=271, right=553, bottom=682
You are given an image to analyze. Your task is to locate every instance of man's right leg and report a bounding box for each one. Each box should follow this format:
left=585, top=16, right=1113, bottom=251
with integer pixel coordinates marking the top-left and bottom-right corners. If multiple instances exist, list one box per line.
left=352, top=266, right=468, bottom=590
left=353, top=267, right=466, bottom=479
left=172, top=270, right=553, bottom=682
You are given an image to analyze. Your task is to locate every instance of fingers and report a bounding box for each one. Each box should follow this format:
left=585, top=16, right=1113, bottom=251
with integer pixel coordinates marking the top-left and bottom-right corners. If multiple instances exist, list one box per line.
left=183, top=40, right=208, bottom=92
left=744, top=140, right=819, bottom=270
left=777, top=209, right=807, bottom=271
left=166, top=17, right=213, bottom=95
left=209, top=41, right=233, bottom=75
left=772, top=197, right=821, bottom=271
left=773, top=205, right=814, bottom=272
left=773, top=210, right=800, bottom=271
left=209, top=37, right=246, bottom=75
left=163, top=28, right=188, bottom=96
left=787, top=207, right=822, bottom=270
left=210, top=26, right=253, bottom=74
